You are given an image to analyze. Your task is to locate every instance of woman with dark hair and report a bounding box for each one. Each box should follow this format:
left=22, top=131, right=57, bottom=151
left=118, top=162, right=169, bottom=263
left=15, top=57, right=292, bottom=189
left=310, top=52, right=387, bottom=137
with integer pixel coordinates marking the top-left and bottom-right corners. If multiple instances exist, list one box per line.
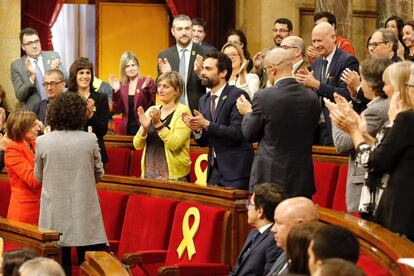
left=109, top=51, right=156, bottom=135
left=1, top=249, right=37, bottom=276
left=4, top=109, right=41, bottom=224
left=67, top=57, right=109, bottom=163
left=286, top=222, right=324, bottom=275
left=385, top=15, right=407, bottom=60
left=226, top=29, right=253, bottom=72
left=403, top=21, right=414, bottom=60
left=35, top=93, right=107, bottom=275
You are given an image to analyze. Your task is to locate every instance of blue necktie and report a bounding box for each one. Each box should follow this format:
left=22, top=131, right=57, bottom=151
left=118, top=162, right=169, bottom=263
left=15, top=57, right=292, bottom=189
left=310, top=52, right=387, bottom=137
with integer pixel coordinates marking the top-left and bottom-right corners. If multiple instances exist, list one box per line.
left=179, top=49, right=188, bottom=105
left=240, top=230, right=260, bottom=263
left=34, top=59, right=47, bottom=100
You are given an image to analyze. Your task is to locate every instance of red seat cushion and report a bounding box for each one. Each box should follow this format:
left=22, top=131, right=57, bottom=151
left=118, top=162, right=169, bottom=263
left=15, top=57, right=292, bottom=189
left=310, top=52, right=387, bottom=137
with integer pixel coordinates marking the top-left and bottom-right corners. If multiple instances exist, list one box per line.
left=117, top=195, right=178, bottom=259
left=332, top=164, right=349, bottom=212
left=128, top=150, right=143, bottom=177
left=189, top=151, right=208, bottom=183
left=0, top=180, right=11, bottom=217
left=358, top=254, right=390, bottom=276
left=105, top=147, right=130, bottom=176
left=312, top=161, right=339, bottom=208
left=113, top=117, right=121, bottom=135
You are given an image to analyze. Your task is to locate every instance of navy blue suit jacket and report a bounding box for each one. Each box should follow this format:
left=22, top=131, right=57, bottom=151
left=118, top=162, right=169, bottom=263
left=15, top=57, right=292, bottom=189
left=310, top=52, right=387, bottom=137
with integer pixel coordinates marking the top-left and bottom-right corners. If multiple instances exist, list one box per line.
left=230, top=226, right=283, bottom=276
left=195, top=84, right=254, bottom=185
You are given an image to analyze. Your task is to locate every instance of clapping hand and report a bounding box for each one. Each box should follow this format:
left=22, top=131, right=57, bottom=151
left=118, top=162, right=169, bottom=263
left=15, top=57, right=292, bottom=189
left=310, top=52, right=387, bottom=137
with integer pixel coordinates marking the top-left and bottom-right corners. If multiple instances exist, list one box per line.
left=108, top=75, right=121, bottom=92
left=141, top=76, right=152, bottom=90
left=341, top=68, right=360, bottom=98
left=194, top=54, right=204, bottom=77
left=137, top=106, right=151, bottom=130
left=25, top=58, right=36, bottom=80
left=306, top=46, right=320, bottom=64
left=150, top=107, right=162, bottom=127
left=158, top=58, right=172, bottom=74
left=236, top=95, right=252, bottom=115
left=50, top=58, right=61, bottom=70
left=86, top=98, right=95, bottom=119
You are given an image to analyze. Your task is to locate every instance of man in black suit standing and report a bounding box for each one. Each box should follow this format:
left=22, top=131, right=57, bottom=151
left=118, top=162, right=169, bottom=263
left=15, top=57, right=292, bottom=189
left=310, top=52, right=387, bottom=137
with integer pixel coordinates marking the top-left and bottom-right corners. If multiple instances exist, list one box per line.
left=237, top=47, right=320, bottom=196
left=158, top=14, right=210, bottom=112
left=182, top=51, right=254, bottom=190
left=230, top=183, right=286, bottom=276
left=295, top=22, right=359, bottom=146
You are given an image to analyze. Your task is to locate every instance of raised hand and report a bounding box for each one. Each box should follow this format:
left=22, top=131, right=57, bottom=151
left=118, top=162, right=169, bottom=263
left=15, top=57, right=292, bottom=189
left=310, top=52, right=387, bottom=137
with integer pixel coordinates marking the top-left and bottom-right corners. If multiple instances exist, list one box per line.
left=86, top=98, right=95, bottom=119
left=306, top=46, right=320, bottom=64
left=141, top=76, right=151, bottom=90
left=25, top=58, right=36, bottom=80
left=50, top=58, right=61, bottom=70
left=194, top=54, right=204, bottom=77
left=295, top=67, right=319, bottom=89
left=236, top=94, right=252, bottom=115
left=158, top=58, right=172, bottom=74
left=341, top=68, right=360, bottom=98
left=252, top=51, right=263, bottom=74
left=238, top=59, right=249, bottom=76
left=108, top=75, right=121, bottom=92
left=150, top=107, right=161, bottom=127
left=137, top=106, right=151, bottom=130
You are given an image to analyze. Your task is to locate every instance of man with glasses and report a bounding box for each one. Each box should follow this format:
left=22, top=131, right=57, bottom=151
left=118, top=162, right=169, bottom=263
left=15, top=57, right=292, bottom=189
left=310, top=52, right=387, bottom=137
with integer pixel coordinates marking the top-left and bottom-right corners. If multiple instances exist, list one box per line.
left=230, top=183, right=286, bottom=276
left=272, top=18, right=293, bottom=47
left=280, top=36, right=308, bottom=74
left=237, top=47, right=320, bottom=197
left=11, top=28, right=67, bottom=111
left=369, top=28, right=401, bottom=62
left=34, top=69, right=65, bottom=126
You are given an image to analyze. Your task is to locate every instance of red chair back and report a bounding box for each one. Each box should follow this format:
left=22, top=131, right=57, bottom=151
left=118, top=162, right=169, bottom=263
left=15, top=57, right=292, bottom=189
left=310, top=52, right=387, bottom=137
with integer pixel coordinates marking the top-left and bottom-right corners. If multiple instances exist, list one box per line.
left=105, top=147, right=131, bottom=176
left=164, top=201, right=227, bottom=265
left=312, top=161, right=339, bottom=208
left=189, top=151, right=208, bottom=183
left=0, top=180, right=11, bottom=217
left=128, top=150, right=143, bottom=177
left=358, top=254, right=391, bottom=276
left=117, top=195, right=178, bottom=258
left=332, top=164, right=349, bottom=212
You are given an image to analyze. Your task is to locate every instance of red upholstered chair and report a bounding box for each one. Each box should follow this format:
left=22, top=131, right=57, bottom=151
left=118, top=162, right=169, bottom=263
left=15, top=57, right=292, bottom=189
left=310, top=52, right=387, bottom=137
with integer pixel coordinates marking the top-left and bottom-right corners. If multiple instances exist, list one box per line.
left=129, top=150, right=143, bottom=177
left=124, top=201, right=231, bottom=276
left=189, top=151, right=208, bottom=183
left=105, top=147, right=131, bottom=176
left=113, top=117, right=122, bottom=135
left=0, top=180, right=11, bottom=217
left=358, top=254, right=390, bottom=276
left=118, top=195, right=178, bottom=276
left=332, top=164, right=349, bottom=212
left=312, top=161, right=340, bottom=208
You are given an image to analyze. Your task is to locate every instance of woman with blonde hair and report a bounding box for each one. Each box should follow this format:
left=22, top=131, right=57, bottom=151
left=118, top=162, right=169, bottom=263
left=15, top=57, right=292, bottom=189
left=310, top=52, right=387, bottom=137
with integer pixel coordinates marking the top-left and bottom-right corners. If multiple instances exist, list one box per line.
left=326, top=61, right=414, bottom=240
left=109, top=51, right=156, bottom=135
left=4, top=109, right=41, bottom=224
left=221, top=42, right=259, bottom=99
left=133, top=71, right=191, bottom=181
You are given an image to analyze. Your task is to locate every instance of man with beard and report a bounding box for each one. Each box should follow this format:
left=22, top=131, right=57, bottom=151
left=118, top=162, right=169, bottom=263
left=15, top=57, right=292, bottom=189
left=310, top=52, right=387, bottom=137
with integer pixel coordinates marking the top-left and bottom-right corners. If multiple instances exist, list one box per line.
left=272, top=18, right=293, bottom=47
left=182, top=51, right=254, bottom=190
left=157, top=14, right=210, bottom=112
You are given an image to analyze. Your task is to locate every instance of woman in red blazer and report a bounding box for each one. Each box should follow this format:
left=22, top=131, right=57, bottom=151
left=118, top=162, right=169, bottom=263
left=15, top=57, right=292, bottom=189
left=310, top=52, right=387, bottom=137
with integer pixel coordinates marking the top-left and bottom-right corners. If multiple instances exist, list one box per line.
left=5, top=109, right=41, bottom=224
left=109, top=51, right=156, bottom=135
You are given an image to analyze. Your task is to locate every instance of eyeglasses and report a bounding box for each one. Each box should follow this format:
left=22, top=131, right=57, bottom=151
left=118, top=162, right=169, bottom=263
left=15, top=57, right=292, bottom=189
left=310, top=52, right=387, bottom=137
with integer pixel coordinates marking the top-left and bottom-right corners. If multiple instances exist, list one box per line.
left=22, top=39, right=40, bottom=47
left=367, top=41, right=389, bottom=49
left=243, top=199, right=255, bottom=209
left=279, top=45, right=299, bottom=50
left=405, top=82, right=414, bottom=87
left=272, top=28, right=290, bottom=33
left=43, top=81, right=64, bottom=88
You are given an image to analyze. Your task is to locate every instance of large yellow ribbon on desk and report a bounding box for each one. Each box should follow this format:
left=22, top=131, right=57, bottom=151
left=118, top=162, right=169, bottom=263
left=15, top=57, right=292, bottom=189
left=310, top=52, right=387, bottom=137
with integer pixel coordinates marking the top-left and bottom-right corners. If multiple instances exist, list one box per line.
left=194, top=154, right=208, bottom=186
left=176, top=207, right=200, bottom=260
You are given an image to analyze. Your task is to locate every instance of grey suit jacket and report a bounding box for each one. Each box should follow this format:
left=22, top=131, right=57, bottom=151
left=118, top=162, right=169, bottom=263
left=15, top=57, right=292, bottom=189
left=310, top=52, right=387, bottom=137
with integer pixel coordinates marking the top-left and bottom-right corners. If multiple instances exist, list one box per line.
left=266, top=251, right=287, bottom=276
left=35, top=130, right=107, bottom=246
left=11, top=51, right=67, bottom=111
left=157, top=43, right=211, bottom=112
left=332, top=97, right=389, bottom=212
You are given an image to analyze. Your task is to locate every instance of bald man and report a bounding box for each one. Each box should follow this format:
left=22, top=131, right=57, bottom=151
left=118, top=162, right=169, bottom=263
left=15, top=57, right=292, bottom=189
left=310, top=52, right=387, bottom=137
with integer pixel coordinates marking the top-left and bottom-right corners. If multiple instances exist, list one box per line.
left=295, top=22, right=359, bottom=146
left=267, top=197, right=319, bottom=276
left=237, top=48, right=320, bottom=197
left=280, top=36, right=308, bottom=74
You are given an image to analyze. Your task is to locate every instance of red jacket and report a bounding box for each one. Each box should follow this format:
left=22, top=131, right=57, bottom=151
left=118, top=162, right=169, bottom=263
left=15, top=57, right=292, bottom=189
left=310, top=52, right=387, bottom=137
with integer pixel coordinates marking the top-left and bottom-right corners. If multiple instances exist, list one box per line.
left=5, top=140, right=41, bottom=224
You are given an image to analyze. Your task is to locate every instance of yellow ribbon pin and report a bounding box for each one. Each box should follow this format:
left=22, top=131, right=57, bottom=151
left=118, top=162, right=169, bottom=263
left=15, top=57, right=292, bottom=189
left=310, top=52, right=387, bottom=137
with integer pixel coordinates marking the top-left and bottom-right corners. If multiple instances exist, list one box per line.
left=176, top=207, right=200, bottom=260
left=194, top=154, right=208, bottom=186
left=0, top=237, right=4, bottom=256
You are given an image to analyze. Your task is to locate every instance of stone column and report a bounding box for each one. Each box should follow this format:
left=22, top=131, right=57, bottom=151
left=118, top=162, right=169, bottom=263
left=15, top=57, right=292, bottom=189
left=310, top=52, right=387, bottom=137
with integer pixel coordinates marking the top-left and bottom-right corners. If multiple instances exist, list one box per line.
left=315, top=0, right=353, bottom=40
left=377, top=0, right=413, bottom=28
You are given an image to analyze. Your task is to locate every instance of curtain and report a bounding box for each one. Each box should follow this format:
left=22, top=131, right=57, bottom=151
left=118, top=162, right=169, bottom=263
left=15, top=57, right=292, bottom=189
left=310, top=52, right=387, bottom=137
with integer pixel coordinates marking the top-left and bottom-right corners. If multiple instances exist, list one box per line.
left=164, top=0, right=198, bottom=18
left=51, top=4, right=96, bottom=72
left=22, top=0, right=64, bottom=50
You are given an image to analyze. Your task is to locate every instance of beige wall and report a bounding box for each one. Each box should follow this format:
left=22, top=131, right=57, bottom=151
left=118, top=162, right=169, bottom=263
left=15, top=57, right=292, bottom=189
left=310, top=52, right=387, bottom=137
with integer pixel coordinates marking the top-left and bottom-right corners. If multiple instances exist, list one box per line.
left=0, top=0, right=21, bottom=109
left=236, top=0, right=377, bottom=61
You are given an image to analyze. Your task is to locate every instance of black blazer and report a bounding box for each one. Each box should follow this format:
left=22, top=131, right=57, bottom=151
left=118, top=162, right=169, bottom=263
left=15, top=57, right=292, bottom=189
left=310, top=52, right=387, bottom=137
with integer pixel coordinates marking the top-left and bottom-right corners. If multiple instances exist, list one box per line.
left=195, top=84, right=254, bottom=184
left=34, top=99, right=49, bottom=125
left=157, top=43, right=212, bottom=112
left=230, top=226, right=283, bottom=276
left=242, top=78, right=320, bottom=196
left=85, top=91, right=109, bottom=163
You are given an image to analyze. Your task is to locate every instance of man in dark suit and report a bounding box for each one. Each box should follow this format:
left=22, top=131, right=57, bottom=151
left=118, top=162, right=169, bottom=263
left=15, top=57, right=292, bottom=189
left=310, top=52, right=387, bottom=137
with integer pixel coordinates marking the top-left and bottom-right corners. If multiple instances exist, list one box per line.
left=158, top=14, right=211, bottom=112
left=182, top=51, right=254, bottom=190
left=34, top=69, right=65, bottom=126
left=267, top=197, right=319, bottom=276
left=11, top=27, right=67, bottom=111
left=237, top=47, right=320, bottom=196
left=295, top=22, right=359, bottom=146
left=230, top=183, right=286, bottom=276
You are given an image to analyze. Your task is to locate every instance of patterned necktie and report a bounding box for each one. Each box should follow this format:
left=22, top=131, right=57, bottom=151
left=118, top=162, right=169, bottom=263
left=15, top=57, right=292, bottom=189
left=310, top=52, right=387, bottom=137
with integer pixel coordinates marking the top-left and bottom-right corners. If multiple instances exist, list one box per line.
left=240, top=230, right=260, bottom=263
left=210, top=94, right=218, bottom=121
left=34, top=59, right=47, bottom=100
left=321, top=59, right=328, bottom=83
left=179, top=49, right=188, bottom=105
